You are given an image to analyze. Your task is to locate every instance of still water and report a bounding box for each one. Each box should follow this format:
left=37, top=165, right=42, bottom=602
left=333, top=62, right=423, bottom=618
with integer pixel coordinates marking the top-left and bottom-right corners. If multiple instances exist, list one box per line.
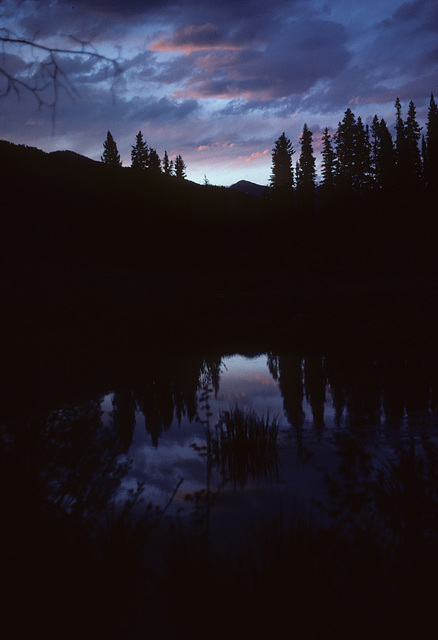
left=95, top=350, right=438, bottom=548
left=3, top=345, right=438, bottom=638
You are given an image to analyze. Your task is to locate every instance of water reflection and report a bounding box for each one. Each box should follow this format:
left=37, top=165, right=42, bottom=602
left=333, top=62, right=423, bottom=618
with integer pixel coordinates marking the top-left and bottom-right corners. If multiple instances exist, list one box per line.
left=2, top=346, right=438, bottom=637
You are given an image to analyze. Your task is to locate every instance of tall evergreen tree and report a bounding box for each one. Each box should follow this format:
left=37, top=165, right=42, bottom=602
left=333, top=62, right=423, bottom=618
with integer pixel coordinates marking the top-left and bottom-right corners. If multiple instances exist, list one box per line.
left=175, top=154, right=187, bottom=180
left=405, top=100, right=422, bottom=186
left=371, top=117, right=396, bottom=191
left=424, top=93, right=438, bottom=189
left=270, top=132, right=294, bottom=190
left=321, top=127, right=335, bottom=197
left=101, top=131, right=122, bottom=166
left=355, top=117, right=372, bottom=192
left=296, top=123, right=316, bottom=209
left=148, top=147, right=161, bottom=175
left=394, top=97, right=409, bottom=186
left=334, top=108, right=357, bottom=191
left=162, top=150, right=172, bottom=176
left=131, top=130, right=148, bottom=170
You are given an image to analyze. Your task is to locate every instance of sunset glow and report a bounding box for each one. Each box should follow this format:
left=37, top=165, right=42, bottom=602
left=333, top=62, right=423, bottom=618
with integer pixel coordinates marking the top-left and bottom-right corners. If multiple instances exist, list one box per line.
left=1, top=0, right=437, bottom=185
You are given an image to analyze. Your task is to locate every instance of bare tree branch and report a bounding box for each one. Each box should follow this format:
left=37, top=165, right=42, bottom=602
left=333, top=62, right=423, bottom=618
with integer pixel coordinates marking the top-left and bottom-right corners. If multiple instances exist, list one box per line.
left=0, top=25, right=122, bottom=124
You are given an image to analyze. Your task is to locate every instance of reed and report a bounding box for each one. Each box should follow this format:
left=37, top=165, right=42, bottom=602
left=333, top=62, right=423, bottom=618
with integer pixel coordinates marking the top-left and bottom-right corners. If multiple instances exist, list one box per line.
left=209, top=407, right=279, bottom=486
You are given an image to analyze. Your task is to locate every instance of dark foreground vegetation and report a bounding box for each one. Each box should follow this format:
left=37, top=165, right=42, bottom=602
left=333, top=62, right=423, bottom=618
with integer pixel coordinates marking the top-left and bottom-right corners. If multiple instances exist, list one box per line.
left=1, top=134, right=438, bottom=638
left=1, top=132, right=438, bottom=354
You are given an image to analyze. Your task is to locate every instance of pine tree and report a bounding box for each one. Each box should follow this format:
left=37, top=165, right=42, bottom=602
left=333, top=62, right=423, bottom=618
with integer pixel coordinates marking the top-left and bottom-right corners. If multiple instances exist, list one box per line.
left=424, top=93, right=438, bottom=189
left=355, top=117, right=371, bottom=192
left=394, top=97, right=409, bottom=186
left=321, top=127, right=335, bottom=197
left=101, top=131, right=122, bottom=166
left=371, top=117, right=396, bottom=191
left=296, top=123, right=316, bottom=209
left=269, top=132, right=294, bottom=191
left=148, top=148, right=161, bottom=175
left=162, top=150, right=172, bottom=176
left=131, top=130, right=148, bottom=170
left=334, top=108, right=358, bottom=191
left=175, top=154, right=187, bottom=180
left=405, top=100, right=422, bottom=186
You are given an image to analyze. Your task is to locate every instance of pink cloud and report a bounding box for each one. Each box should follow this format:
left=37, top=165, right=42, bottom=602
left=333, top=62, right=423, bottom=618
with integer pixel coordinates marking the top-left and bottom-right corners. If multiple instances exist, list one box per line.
left=197, top=141, right=235, bottom=151
left=239, top=149, right=270, bottom=163
left=149, top=23, right=243, bottom=54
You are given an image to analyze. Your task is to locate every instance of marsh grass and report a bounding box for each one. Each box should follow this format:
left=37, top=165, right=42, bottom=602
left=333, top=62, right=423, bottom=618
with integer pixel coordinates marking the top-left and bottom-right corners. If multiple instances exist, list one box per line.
left=209, top=407, right=279, bottom=486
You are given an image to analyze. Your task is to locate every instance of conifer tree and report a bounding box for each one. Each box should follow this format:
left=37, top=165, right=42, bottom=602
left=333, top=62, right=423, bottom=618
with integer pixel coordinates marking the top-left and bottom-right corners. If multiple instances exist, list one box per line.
left=394, top=97, right=409, bottom=186
left=175, top=154, right=187, bottom=179
left=334, top=108, right=357, bottom=191
left=101, top=131, right=122, bottom=166
left=162, top=150, right=172, bottom=176
left=296, top=123, right=316, bottom=208
left=371, top=117, right=396, bottom=191
left=321, top=127, right=335, bottom=197
left=148, top=148, right=161, bottom=175
left=270, top=132, right=294, bottom=191
left=424, top=93, right=438, bottom=189
left=131, top=130, right=148, bottom=169
left=405, top=100, right=422, bottom=186
left=355, top=117, right=371, bottom=192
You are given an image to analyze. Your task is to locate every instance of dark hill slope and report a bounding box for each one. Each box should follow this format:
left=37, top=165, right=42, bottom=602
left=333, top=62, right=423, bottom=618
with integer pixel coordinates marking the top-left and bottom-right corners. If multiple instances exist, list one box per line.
left=2, top=139, right=438, bottom=358
left=1, top=140, right=271, bottom=272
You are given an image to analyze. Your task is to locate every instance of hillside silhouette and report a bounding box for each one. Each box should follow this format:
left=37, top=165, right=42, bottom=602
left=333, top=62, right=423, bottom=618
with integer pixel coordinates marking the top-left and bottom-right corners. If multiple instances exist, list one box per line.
left=1, top=139, right=438, bottom=356
left=2, top=139, right=438, bottom=640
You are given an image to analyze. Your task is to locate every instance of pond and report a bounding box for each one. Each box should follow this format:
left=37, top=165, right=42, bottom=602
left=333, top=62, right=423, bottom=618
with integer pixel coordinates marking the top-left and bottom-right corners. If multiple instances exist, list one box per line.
left=100, top=349, right=438, bottom=540
left=2, top=343, right=438, bottom=638
left=107, top=354, right=339, bottom=540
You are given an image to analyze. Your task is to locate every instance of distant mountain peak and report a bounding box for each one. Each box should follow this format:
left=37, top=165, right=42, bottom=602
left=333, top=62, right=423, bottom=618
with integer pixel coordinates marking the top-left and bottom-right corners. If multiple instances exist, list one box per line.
left=229, top=180, right=268, bottom=198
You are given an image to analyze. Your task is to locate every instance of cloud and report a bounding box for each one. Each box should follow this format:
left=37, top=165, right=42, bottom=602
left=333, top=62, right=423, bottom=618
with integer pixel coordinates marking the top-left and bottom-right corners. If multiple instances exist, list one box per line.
left=126, top=95, right=199, bottom=124
left=2, top=0, right=438, bottom=186
left=239, top=149, right=270, bottom=163
left=162, top=19, right=350, bottom=101
left=150, top=23, right=243, bottom=54
left=197, top=140, right=235, bottom=151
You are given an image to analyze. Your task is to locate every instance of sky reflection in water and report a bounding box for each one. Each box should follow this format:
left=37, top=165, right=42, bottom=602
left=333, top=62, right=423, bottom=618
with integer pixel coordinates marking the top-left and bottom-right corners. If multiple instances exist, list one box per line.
left=105, top=354, right=338, bottom=538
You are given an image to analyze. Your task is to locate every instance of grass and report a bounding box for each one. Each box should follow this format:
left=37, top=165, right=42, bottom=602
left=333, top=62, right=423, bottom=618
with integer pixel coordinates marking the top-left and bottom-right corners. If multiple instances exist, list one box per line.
left=208, top=407, right=280, bottom=486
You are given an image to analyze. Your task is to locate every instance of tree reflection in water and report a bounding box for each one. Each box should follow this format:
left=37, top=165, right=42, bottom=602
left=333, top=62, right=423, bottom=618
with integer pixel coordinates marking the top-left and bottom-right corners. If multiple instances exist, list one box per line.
left=2, top=346, right=438, bottom=638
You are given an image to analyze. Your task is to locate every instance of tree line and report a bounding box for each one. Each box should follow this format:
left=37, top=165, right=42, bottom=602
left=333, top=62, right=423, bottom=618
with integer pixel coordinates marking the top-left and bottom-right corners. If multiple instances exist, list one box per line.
left=270, top=93, right=438, bottom=209
left=101, top=130, right=187, bottom=179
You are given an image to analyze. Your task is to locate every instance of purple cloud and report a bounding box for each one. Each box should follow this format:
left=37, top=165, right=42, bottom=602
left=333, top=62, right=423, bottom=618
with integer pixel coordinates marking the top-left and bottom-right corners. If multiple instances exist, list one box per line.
left=1, top=0, right=437, bottom=185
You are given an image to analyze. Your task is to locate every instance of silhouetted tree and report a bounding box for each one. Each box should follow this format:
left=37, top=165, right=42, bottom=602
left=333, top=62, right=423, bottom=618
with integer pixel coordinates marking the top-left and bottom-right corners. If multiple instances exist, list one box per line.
left=101, top=131, right=122, bottom=166
left=175, top=154, right=187, bottom=180
left=131, top=130, right=148, bottom=170
left=394, top=97, right=409, bottom=187
left=321, top=127, right=335, bottom=200
left=355, top=116, right=372, bottom=192
left=334, top=108, right=357, bottom=191
left=405, top=100, right=422, bottom=186
left=424, top=93, right=438, bottom=190
left=148, top=148, right=162, bottom=175
left=270, top=132, right=294, bottom=191
left=371, top=116, right=396, bottom=191
left=162, top=150, right=173, bottom=176
left=296, top=123, right=316, bottom=209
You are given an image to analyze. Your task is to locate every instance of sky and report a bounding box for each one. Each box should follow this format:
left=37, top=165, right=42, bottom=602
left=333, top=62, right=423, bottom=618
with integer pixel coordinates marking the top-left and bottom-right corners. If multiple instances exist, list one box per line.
left=1, top=0, right=437, bottom=185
